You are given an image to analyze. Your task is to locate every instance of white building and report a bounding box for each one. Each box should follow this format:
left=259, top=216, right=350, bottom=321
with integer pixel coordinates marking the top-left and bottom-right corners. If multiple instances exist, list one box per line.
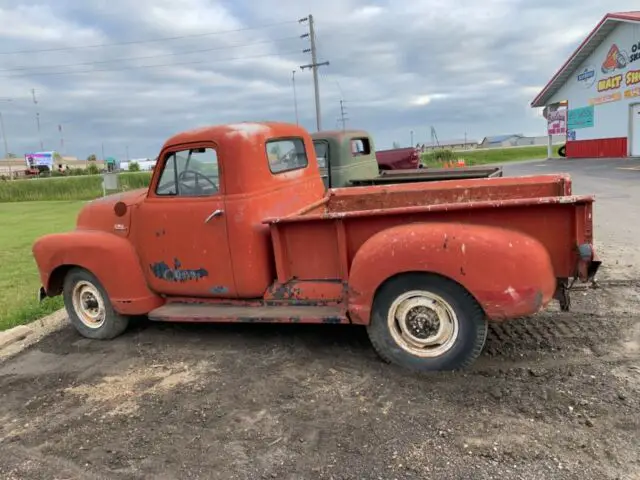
left=532, top=11, right=640, bottom=158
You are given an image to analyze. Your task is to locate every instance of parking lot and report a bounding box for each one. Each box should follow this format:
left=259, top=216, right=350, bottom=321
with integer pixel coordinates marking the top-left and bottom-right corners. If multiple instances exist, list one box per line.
left=0, top=158, right=638, bottom=480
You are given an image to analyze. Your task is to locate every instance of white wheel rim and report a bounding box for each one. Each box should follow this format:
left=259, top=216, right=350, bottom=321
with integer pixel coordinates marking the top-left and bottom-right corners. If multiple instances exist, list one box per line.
left=71, top=281, right=106, bottom=329
left=387, top=290, right=459, bottom=358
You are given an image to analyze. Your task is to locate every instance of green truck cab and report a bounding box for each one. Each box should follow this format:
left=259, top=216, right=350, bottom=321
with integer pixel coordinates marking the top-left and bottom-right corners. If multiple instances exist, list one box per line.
left=312, top=130, right=379, bottom=189
left=312, top=130, right=502, bottom=189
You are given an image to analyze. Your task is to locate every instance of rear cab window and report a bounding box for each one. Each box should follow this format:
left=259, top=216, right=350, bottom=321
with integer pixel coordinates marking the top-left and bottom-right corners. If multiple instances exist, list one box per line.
left=351, top=137, right=371, bottom=157
left=313, top=140, right=329, bottom=168
left=266, top=138, right=308, bottom=173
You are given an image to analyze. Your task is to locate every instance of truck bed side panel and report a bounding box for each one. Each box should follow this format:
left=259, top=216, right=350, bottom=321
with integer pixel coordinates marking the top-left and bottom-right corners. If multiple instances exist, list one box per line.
left=272, top=202, right=585, bottom=284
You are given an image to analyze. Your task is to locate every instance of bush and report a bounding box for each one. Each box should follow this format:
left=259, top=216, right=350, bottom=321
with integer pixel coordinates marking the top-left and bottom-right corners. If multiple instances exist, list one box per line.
left=128, top=161, right=140, bottom=172
left=421, top=149, right=458, bottom=167
left=86, top=163, right=100, bottom=175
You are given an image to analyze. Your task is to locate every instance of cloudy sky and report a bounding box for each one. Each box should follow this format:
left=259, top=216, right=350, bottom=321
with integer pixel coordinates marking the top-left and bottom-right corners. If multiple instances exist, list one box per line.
left=0, top=0, right=638, bottom=159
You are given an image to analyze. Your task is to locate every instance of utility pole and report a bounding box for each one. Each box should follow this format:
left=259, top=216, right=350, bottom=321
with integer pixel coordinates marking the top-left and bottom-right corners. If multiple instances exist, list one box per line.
left=292, top=70, right=299, bottom=126
left=338, top=99, right=348, bottom=131
left=300, top=14, right=329, bottom=132
left=126, top=145, right=130, bottom=161
left=31, top=88, right=43, bottom=150
left=58, top=124, right=64, bottom=155
left=101, top=142, right=105, bottom=162
left=410, top=130, right=414, bottom=147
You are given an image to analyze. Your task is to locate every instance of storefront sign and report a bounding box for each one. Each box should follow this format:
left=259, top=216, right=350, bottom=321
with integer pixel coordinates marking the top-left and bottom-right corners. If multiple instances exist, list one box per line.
left=576, top=65, right=597, bottom=88
left=630, top=42, right=640, bottom=64
left=589, top=92, right=622, bottom=105
left=547, top=105, right=566, bottom=135
left=597, top=74, right=623, bottom=91
left=624, top=87, right=640, bottom=98
left=567, top=106, right=594, bottom=129
left=601, top=44, right=629, bottom=74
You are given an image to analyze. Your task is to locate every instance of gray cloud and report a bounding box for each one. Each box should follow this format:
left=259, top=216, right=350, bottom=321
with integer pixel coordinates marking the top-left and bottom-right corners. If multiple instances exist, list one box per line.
left=0, top=0, right=637, bottom=158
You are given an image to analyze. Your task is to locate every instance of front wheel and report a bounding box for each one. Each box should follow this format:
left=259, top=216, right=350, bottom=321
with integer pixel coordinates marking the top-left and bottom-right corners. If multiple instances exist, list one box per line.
left=367, top=273, right=487, bottom=372
left=63, top=267, right=130, bottom=340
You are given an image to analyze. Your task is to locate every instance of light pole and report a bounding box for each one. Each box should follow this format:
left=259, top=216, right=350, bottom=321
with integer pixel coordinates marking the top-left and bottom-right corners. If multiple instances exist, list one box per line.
left=0, top=99, right=11, bottom=159
left=0, top=111, right=8, bottom=159
left=410, top=130, right=414, bottom=147
left=292, top=70, right=299, bottom=126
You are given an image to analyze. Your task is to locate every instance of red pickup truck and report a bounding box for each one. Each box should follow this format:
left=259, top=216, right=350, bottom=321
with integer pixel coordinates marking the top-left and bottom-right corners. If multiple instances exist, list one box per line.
left=375, top=146, right=421, bottom=170
left=32, top=121, right=600, bottom=372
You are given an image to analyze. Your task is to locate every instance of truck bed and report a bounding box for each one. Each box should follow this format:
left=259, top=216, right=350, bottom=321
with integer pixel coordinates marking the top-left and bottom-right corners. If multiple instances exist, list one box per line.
left=264, top=174, right=592, bottom=284
left=348, top=166, right=503, bottom=186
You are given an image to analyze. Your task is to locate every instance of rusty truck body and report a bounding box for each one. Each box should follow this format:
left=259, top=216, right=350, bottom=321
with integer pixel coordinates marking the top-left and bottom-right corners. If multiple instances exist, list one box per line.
left=32, top=121, right=600, bottom=372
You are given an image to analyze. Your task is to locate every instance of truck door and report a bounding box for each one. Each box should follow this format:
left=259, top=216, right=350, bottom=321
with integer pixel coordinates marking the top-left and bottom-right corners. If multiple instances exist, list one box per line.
left=134, top=144, right=237, bottom=298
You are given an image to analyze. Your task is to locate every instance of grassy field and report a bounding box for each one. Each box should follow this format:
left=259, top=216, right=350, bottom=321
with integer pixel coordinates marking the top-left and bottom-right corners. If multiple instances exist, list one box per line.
left=0, top=171, right=152, bottom=202
left=422, top=145, right=562, bottom=167
left=0, top=201, right=83, bottom=330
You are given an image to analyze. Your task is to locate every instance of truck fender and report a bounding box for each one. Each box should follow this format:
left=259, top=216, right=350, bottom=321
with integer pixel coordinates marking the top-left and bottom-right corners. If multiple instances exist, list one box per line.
left=347, top=223, right=557, bottom=324
left=32, top=231, right=163, bottom=315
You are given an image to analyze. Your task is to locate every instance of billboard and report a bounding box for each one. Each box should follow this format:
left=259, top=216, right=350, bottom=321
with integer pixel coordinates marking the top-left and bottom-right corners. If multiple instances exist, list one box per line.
left=25, top=151, right=55, bottom=169
left=546, top=105, right=567, bottom=136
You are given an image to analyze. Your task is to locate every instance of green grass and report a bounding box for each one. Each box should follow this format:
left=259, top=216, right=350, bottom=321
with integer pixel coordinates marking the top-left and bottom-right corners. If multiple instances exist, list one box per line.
left=0, top=201, right=83, bottom=330
left=0, top=171, right=152, bottom=202
left=422, top=145, right=562, bottom=167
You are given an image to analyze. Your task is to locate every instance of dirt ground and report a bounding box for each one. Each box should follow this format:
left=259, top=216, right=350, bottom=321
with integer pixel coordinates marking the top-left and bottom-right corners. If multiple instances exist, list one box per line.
left=0, top=159, right=639, bottom=480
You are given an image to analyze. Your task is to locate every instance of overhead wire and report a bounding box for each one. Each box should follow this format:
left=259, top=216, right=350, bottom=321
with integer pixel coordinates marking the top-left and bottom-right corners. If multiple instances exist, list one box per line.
left=0, top=20, right=300, bottom=55
left=0, top=50, right=305, bottom=78
left=0, top=36, right=300, bottom=73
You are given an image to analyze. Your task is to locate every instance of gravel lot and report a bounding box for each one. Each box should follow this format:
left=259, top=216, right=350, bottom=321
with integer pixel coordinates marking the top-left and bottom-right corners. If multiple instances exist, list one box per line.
left=0, top=158, right=638, bottom=480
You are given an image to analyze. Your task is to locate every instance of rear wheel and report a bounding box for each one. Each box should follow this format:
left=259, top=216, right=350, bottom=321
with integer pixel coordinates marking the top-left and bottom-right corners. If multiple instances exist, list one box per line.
left=367, top=273, right=487, bottom=372
left=63, top=267, right=129, bottom=340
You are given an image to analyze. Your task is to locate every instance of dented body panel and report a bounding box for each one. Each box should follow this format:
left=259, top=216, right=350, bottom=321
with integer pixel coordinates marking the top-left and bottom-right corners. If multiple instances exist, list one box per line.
left=32, top=121, right=599, bottom=329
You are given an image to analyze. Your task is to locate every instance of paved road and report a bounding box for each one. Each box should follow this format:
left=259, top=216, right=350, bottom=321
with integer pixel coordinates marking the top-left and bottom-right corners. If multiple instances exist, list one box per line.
left=503, top=157, right=640, bottom=281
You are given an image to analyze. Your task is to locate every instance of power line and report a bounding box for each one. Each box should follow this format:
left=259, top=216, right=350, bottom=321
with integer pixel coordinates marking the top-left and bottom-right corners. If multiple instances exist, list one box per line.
left=0, top=20, right=300, bottom=55
left=0, top=36, right=299, bottom=73
left=0, top=50, right=304, bottom=78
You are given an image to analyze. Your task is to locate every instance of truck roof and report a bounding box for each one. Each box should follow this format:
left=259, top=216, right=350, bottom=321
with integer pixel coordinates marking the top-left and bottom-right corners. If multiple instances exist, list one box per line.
left=158, top=121, right=323, bottom=195
left=311, top=130, right=370, bottom=140
left=162, top=121, right=305, bottom=150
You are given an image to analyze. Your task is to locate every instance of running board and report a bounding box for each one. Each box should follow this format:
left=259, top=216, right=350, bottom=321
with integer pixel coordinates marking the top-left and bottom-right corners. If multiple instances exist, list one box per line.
left=148, top=303, right=349, bottom=324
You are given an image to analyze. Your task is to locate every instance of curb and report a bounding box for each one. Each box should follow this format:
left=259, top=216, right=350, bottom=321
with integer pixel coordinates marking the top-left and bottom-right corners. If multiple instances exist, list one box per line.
left=0, top=309, right=67, bottom=361
left=0, top=325, right=32, bottom=349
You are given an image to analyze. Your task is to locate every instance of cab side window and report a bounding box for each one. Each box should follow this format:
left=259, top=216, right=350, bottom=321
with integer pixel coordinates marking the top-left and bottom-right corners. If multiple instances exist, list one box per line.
left=155, top=147, right=220, bottom=197
left=267, top=138, right=308, bottom=173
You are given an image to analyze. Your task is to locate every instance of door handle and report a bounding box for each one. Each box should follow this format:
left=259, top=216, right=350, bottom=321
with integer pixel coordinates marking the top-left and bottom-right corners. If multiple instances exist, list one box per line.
left=204, top=209, right=224, bottom=223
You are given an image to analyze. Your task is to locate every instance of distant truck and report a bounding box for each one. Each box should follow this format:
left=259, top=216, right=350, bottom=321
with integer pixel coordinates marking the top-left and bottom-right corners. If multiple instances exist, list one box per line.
left=312, top=130, right=502, bottom=189
left=32, top=121, right=600, bottom=373
left=375, top=146, right=421, bottom=170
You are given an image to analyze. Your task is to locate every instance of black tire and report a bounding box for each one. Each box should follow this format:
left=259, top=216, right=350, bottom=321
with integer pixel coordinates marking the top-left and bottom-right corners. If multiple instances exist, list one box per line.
left=367, top=273, right=487, bottom=372
left=558, top=145, right=566, bottom=157
left=62, top=267, right=129, bottom=340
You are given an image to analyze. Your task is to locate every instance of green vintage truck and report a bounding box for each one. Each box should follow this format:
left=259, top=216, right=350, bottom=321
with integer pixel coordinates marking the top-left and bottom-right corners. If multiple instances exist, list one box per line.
left=311, top=130, right=503, bottom=188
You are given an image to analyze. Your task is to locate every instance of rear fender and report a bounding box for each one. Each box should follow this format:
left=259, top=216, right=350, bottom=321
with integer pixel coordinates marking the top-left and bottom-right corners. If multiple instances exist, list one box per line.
left=32, top=231, right=163, bottom=315
left=347, top=223, right=556, bottom=324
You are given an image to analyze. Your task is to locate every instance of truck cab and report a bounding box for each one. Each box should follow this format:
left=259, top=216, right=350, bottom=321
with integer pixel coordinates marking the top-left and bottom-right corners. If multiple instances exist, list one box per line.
left=312, top=130, right=503, bottom=188
left=32, top=121, right=600, bottom=373
left=312, top=130, right=380, bottom=188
